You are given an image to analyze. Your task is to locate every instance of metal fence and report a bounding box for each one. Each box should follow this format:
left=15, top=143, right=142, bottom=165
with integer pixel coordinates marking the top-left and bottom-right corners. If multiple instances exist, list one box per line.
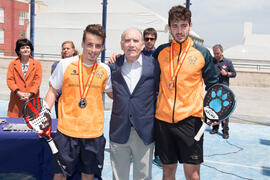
left=1, top=53, right=270, bottom=73
left=233, top=62, right=270, bottom=72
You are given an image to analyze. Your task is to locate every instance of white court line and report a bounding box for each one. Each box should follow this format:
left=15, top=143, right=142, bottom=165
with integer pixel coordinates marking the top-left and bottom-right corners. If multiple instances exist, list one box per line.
left=204, top=160, right=270, bottom=170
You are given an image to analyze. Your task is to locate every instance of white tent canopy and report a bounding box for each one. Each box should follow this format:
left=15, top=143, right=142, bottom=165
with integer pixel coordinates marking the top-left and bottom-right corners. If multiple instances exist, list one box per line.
left=224, top=45, right=270, bottom=61
left=33, top=0, right=203, bottom=59
left=34, top=0, right=170, bottom=58
left=224, top=22, right=270, bottom=61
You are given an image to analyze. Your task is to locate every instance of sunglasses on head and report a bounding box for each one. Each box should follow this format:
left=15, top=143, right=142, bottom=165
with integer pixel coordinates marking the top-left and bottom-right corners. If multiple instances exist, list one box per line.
left=144, top=37, right=156, bottom=41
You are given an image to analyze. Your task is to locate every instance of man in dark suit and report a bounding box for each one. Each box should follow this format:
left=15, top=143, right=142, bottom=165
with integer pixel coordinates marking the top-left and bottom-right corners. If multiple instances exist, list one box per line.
left=107, top=28, right=160, bottom=180
left=210, top=44, right=236, bottom=139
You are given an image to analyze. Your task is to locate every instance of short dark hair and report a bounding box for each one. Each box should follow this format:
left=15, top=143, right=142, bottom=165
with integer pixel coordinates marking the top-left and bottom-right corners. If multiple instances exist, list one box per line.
left=213, top=44, right=223, bottom=52
left=15, top=38, right=34, bottom=56
left=82, top=24, right=106, bottom=45
left=168, top=5, right=192, bottom=26
left=143, top=28, right=157, bottom=39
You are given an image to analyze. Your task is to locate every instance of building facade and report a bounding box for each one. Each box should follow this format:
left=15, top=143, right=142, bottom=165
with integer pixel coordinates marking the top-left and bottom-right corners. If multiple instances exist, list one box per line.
left=0, top=0, right=29, bottom=56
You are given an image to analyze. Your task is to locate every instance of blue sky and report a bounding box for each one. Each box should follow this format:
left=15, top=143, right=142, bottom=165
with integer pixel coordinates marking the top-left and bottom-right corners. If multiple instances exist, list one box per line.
left=42, top=0, right=270, bottom=49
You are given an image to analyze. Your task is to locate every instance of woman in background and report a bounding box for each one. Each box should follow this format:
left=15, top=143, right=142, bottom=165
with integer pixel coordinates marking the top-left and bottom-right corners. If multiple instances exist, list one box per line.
left=6, top=38, right=42, bottom=117
left=51, top=41, right=78, bottom=118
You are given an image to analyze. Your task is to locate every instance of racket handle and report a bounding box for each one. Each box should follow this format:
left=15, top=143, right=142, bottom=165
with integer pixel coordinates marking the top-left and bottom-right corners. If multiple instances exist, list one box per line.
left=48, top=139, right=58, bottom=154
left=194, top=121, right=208, bottom=141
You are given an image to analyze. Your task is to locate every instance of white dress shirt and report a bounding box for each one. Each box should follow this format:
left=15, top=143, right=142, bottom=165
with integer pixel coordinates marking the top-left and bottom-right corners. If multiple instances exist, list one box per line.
left=121, top=55, right=142, bottom=94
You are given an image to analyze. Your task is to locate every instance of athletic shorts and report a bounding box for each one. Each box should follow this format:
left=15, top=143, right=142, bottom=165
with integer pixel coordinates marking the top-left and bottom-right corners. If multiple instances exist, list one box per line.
left=53, top=131, right=106, bottom=176
left=155, top=116, right=203, bottom=165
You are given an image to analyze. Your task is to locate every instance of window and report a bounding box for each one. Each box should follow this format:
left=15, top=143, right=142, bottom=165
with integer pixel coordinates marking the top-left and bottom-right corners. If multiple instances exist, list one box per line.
left=0, top=8, right=4, bottom=23
left=19, top=11, right=28, bottom=25
left=19, top=30, right=25, bottom=38
left=0, top=29, right=4, bottom=44
left=0, top=50, right=3, bottom=56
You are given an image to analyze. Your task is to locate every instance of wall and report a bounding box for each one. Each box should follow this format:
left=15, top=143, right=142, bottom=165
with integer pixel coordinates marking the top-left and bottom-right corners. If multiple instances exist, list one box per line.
left=0, top=0, right=29, bottom=56
left=230, top=71, right=270, bottom=87
left=0, top=57, right=269, bottom=111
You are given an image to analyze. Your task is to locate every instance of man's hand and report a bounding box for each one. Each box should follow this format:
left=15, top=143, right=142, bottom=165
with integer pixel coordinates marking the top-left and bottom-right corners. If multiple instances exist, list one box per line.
left=212, top=121, right=220, bottom=126
left=106, top=92, right=113, bottom=99
left=220, top=69, right=228, bottom=76
left=108, top=53, right=121, bottom=64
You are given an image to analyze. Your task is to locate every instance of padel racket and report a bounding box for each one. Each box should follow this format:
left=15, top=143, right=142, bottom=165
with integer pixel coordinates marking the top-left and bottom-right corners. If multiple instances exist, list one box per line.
left=22, top=97, right=70, bottom=177
left=194, top=84, right=236, bottom=141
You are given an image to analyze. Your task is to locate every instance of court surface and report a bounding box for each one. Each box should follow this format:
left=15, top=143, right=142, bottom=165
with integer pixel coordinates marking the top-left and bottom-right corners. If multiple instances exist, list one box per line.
left=0, top=106, right=269, bottom=180
left=102, top=111, right=270, bottom=180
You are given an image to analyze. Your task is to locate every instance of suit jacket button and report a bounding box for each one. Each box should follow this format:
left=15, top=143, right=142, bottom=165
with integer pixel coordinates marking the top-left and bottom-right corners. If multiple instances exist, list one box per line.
left=129, top=114, right=132, bottom=118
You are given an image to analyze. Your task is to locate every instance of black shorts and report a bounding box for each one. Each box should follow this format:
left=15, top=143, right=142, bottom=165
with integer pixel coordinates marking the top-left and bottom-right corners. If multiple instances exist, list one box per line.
left=155, top=116, right=203, bottom=165
left=53, top=131, right=106, bottom=176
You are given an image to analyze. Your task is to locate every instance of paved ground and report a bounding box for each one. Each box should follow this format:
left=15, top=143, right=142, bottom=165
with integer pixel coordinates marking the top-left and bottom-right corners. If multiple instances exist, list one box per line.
left=228, top=86, right=270, bottom=126
left=1, top=85, right=269, bottom=125
left=1, top=111, right=269, bottom=180
left=1, top=57, right=270, bottom=179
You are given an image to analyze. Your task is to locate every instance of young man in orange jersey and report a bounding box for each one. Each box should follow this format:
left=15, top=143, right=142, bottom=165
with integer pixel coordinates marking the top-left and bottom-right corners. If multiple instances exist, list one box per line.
left=153, top=5, right=218, bottom=180
left=45, top=24, right=111, bottom=180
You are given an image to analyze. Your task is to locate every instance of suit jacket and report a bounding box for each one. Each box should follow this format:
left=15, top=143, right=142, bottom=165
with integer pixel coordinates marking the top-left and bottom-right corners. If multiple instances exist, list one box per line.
left=109, top=53, right=160, bottom=145
left=6, top=57, right=42, bottom=117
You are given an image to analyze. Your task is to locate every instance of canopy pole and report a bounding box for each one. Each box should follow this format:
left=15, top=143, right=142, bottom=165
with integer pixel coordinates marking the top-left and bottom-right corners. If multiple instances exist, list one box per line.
left=101, top=0, right=107, bottom=63
left=30, top=0, right=35, bottom=57
left=186, top=0, right=191, bottom=9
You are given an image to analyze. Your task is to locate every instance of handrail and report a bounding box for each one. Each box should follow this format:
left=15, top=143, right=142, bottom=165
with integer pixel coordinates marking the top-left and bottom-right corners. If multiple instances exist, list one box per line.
left=233, top=62, right=270, bottom=72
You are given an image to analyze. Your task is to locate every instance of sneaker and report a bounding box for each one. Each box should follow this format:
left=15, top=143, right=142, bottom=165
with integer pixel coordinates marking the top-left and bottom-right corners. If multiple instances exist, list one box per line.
left=153, top=156, right=162, bottom=168
left=223, top=132, right=229, bottom=139
left=210, top=128, right=218, bottom=134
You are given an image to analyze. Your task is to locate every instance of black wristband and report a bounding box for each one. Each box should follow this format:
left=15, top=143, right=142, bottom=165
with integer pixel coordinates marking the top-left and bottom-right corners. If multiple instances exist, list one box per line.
left=14, top=89, right=19, bottom=94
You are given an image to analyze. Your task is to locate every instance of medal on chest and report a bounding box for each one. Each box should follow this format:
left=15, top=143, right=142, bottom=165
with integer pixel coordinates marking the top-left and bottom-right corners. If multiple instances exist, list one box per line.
left=78, top=98, right=87, bottom=108
left=78, top=56, right=97, bottom=108
left=168, top=40, right=191, bottom=89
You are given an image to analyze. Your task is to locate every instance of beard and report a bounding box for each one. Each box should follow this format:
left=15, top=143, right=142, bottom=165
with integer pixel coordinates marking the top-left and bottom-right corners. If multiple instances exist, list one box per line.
left=171, top=33, right=189, bottom=44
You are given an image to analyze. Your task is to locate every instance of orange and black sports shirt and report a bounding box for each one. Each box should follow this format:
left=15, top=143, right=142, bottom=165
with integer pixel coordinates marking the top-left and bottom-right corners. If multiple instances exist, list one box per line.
left=153, top=37, right=218, bottom=124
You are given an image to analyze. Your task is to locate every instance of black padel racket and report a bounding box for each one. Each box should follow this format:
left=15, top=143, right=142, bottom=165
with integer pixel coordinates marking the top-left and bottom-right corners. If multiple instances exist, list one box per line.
left=22, top=97, right=70, bottom=177
left=194, top=84, right=236, bottom=141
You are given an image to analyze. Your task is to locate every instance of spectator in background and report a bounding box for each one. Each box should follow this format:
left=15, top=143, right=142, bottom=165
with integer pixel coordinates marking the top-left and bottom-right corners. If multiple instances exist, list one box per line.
left=51, top=41, right=78, bottom=118
left=142, top=27, right=157, bottom=56
left=6, top=38, right=42, bottom=117
left=210, top=44, right=236, bottom=139
left=142, top=27, right=162, bottom=168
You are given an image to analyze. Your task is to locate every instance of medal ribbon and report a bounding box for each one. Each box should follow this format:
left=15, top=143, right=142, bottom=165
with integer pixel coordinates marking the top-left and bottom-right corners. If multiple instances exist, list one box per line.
left=78, top=56, right=97, bottom=100
left=169, top=40, right=191, bottom=83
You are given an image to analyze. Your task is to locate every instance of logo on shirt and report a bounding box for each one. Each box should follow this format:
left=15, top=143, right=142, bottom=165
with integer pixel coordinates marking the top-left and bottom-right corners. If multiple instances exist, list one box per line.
left=71, top=69, right=78, bottom=75
left=188, top=56, right=197, bottom=64
left=222, top=64, right=227, bottom=70
left=96, top=70, right=104, bottom=79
